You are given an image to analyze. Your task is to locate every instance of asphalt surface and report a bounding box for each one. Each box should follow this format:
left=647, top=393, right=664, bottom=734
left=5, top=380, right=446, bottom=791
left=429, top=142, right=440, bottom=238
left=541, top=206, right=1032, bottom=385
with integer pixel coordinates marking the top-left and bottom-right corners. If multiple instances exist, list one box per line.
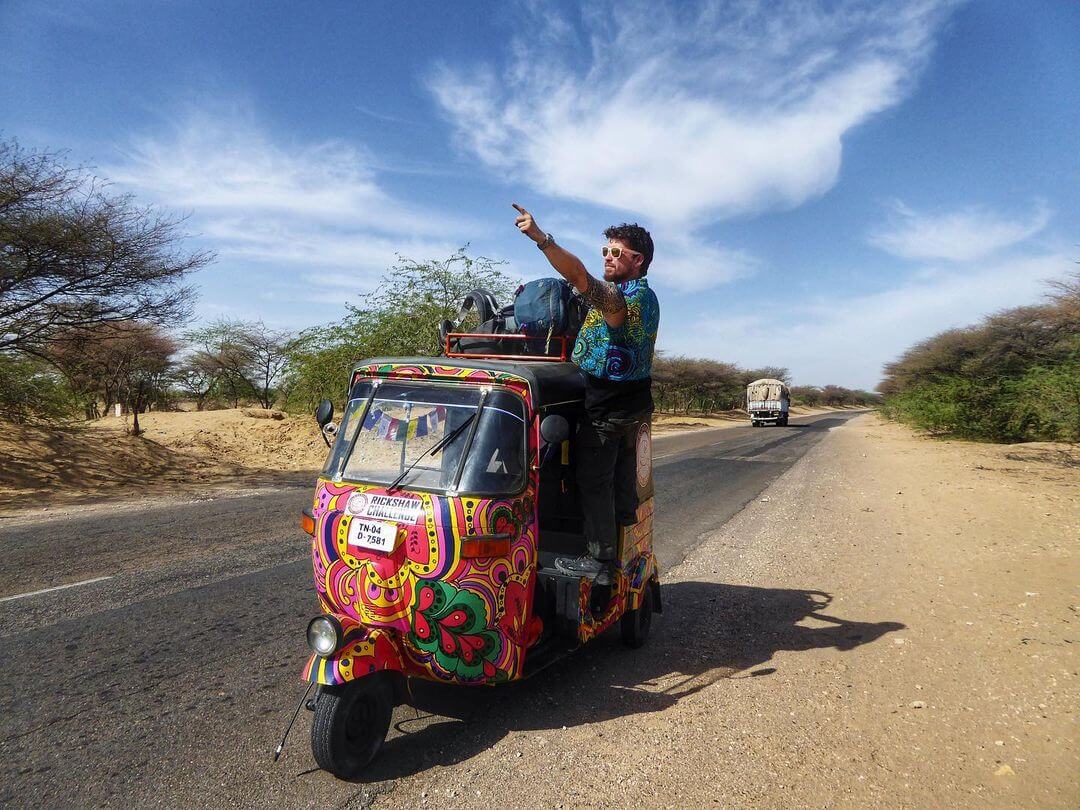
left=0, top=411, right=866, bottom=808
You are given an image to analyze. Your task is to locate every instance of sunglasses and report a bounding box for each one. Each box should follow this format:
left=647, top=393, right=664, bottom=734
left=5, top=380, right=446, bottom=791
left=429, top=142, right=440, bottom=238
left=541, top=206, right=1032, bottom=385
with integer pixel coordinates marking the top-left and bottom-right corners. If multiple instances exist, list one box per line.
left=601, top=245, right=642, bottom=259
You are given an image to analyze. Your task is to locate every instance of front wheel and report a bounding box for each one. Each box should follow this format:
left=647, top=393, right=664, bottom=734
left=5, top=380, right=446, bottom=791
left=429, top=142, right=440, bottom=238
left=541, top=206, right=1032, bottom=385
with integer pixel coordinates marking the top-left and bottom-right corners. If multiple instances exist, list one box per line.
left=311, top=677, right=393, bottom=780
left=621, top=583, right=654, bottom=648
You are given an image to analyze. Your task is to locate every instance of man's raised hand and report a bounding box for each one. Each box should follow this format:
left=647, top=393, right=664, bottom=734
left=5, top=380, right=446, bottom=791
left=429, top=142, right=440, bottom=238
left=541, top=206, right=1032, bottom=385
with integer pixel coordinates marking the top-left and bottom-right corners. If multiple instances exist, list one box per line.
left=512, top=203, right=544, bottom=243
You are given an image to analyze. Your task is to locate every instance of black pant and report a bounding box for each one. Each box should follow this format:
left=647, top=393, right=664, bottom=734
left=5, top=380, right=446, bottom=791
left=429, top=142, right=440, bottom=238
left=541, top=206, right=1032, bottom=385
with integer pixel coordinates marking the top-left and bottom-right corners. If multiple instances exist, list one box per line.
left=575, top=415, right=645, bottom=562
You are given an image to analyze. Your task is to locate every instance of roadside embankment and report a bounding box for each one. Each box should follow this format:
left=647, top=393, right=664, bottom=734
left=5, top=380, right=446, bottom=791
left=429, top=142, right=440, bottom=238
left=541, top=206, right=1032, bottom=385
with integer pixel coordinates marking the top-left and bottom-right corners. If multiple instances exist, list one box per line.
left=0, top=409, right=326, bottom=512
left=0, top=406, right=857, bottom=513
left=372, top=413, right=1077, bottom=808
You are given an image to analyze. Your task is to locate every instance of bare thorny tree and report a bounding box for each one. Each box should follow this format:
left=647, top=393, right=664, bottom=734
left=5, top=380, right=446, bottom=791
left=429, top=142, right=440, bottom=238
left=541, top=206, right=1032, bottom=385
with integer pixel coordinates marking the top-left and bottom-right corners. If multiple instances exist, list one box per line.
left=46, top=321, right=178, bottom=428
left=0, top=140, right=210, bottom=358
left=184, top=319, right=292, bottom=409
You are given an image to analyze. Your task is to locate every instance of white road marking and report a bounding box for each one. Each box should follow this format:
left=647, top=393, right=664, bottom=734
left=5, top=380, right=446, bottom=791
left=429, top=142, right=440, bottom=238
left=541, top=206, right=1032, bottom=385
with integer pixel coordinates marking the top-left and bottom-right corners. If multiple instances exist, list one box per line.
left=0, top=575, right=112, bottom=603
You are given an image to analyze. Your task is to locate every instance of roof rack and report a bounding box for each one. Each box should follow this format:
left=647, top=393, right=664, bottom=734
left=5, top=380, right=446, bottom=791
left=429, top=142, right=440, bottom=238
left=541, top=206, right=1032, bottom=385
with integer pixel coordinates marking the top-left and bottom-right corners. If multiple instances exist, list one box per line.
left=443, top=332, right=571, bottom=362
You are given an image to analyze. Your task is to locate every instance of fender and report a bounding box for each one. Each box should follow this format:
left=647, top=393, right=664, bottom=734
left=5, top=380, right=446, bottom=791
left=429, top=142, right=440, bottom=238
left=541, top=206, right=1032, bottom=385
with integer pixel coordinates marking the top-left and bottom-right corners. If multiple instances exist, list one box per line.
left=303, top=615, right=405, bottom=686
left=627, top=553, right=660, bottom=611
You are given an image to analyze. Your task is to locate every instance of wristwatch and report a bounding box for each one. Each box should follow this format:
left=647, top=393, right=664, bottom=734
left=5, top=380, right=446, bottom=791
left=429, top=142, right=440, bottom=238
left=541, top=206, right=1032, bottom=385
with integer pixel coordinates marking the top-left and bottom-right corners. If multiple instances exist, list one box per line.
left=536, top=233, right=555, bottom=251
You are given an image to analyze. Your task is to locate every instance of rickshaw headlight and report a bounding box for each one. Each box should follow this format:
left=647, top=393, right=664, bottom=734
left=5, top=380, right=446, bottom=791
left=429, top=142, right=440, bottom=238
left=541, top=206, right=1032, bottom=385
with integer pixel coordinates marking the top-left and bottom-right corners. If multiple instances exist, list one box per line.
left=306, top=615, right=342, bottom=656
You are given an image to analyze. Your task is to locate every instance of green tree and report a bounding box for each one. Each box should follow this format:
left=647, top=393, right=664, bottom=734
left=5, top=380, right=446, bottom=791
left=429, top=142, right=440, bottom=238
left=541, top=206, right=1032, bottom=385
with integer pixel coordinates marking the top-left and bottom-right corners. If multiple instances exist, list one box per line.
left=879, top=273, right=1079, bottom=442
left=0, top=354, right=75, bottom=422
left=281, top=249, right=515, bottom=412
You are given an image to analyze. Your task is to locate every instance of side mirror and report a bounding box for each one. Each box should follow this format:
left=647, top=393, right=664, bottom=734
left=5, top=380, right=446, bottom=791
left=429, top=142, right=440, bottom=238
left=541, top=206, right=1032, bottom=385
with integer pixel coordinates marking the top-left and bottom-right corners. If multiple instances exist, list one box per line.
left=315, top=399, right=334, bottom=428
left=540, top=414, right=569, bottom=445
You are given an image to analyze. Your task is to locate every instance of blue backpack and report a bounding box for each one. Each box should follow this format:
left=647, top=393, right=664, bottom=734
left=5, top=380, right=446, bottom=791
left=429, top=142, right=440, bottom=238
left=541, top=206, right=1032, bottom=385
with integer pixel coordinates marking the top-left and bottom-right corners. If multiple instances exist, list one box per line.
left=513, top=278, right=585, bottom=337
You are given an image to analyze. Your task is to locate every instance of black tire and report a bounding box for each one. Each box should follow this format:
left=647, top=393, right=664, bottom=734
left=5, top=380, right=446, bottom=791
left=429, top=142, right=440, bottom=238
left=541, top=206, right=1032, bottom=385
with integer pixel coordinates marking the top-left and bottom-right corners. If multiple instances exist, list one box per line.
left=620, top=583, right=654, bottom=648
left=311, top=677, right=393, bottom=780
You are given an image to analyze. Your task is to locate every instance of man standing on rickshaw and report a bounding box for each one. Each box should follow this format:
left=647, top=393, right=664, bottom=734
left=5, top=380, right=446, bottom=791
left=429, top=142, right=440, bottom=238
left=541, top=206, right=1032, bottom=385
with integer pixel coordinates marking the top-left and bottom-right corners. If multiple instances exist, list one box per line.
left=512, top=203, right=659, bottom=584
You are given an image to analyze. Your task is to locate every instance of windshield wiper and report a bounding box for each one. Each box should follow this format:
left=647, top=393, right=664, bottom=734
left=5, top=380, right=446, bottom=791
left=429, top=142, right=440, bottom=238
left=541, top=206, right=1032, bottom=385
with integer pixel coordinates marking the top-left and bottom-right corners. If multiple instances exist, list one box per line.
left=386, top=413, right=477, bottom=493
left=450, top=390, right=488, bottom=492
left=334, top=385, right=378, bottom=481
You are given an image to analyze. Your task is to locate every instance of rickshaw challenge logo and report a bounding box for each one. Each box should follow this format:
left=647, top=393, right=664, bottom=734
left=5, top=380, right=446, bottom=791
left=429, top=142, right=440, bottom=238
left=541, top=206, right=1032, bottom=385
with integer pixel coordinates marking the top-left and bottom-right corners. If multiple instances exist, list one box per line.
left=346, top=492, right=424, bottom=523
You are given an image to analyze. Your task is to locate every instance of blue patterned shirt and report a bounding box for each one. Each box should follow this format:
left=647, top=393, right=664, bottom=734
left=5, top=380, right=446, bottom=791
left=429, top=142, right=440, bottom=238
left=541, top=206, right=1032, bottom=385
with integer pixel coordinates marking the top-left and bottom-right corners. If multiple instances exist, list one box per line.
left=572, top=277, right=659, bottom=382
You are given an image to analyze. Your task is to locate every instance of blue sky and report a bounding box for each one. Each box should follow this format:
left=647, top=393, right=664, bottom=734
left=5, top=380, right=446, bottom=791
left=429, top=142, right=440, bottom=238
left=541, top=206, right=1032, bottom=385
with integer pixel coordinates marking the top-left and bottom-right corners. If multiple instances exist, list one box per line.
left=2, top=0, right=1077, bottom=389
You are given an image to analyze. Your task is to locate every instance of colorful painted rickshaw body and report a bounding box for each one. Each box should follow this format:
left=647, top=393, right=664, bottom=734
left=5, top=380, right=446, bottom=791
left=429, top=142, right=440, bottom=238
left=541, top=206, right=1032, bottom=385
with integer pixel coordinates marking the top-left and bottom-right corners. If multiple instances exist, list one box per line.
left=304, top=358, right=659, bottom=694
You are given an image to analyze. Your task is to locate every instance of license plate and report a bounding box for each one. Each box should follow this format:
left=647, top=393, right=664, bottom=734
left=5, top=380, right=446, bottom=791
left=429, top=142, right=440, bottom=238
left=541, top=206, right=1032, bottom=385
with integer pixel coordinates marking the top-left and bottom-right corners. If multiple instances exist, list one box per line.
left=346, top=518, right=399, bottom=553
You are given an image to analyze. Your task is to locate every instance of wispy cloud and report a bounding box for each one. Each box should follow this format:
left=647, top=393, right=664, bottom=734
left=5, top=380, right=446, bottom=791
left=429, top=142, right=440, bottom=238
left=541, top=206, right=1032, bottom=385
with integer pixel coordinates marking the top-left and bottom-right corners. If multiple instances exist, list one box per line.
left=662, top=250, right=1071, bottom=388
left=430, top=0, right=959, bottom=227
left=868, top=200, right=1051, bottom=262
left=655, top=232, right=759, bottom=290
left=107, top=107, right=475, bottom=301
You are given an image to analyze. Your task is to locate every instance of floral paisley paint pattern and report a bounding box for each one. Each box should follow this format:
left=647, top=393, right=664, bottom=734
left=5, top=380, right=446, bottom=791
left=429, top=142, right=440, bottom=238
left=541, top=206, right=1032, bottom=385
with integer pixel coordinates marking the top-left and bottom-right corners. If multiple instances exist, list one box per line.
left=410, top=580, right=504, bottom=682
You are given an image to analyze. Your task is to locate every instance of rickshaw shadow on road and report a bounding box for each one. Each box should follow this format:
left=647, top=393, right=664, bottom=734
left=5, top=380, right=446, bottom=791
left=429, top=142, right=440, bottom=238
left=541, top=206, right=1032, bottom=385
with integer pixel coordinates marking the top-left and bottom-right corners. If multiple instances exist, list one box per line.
left=359, top=581, right=904, bottom=781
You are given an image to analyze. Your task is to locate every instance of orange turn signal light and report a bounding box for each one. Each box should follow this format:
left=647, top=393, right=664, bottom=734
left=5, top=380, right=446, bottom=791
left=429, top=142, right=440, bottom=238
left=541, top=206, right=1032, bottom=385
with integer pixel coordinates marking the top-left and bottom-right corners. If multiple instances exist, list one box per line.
left=461, top=535, right=511, bottom=558
left=300, top=509, right=316, bottom=537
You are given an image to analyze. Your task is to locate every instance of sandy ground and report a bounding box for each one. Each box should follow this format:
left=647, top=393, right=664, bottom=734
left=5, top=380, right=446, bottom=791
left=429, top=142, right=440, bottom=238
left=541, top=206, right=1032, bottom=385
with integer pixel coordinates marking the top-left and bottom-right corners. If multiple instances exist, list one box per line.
left=368, top=414, right=1077, bottom=809
left=0, top=406, right=852, bottom=513
left=0, top=409, right=327, bottom=512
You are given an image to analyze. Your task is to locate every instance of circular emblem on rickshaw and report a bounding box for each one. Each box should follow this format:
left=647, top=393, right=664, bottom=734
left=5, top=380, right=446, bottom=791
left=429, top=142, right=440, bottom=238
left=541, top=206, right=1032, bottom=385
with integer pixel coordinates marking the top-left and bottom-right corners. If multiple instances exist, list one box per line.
left=635, top=423, right=651, bottom=487
left=346, top=492, right=369, bottom=516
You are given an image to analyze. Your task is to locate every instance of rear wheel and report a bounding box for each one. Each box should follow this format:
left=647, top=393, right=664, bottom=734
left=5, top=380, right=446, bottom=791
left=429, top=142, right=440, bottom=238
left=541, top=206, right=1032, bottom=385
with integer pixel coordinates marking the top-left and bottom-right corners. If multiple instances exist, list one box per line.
left=311, top=677, right=393, bottom=780
left=621, top=583, right=654, bottom=648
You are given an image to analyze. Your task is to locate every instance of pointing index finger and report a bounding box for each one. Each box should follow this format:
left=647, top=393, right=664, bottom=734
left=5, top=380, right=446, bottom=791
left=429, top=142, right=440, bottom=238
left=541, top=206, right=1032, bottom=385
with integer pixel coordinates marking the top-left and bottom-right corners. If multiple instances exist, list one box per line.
left=511, top=203, right=527, bottom=214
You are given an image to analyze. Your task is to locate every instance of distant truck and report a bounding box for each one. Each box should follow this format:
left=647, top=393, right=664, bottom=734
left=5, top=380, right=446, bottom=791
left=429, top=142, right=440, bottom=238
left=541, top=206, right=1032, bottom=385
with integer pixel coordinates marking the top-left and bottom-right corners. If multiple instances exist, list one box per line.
left=747, top=378, right=790, bottom=427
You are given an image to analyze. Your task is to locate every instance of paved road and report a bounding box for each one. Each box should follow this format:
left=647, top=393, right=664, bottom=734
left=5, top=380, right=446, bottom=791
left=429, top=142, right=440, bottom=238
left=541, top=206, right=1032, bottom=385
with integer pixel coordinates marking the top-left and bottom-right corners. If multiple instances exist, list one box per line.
left=0, top=411, right=865, bottom=807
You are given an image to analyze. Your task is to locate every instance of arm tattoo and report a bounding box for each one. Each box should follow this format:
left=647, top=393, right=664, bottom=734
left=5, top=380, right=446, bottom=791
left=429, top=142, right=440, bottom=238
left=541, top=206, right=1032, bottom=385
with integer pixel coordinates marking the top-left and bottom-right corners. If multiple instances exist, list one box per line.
left=582, top=274, right=626, bottom=316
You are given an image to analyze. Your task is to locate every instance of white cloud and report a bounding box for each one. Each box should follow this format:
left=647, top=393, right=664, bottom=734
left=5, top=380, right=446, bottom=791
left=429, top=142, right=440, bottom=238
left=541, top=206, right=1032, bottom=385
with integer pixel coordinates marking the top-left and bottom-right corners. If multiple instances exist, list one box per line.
left=660, top=251, right=1071, bottom=389
left=107, top=108, right=476, bottom=301
left=868, top=200, right=1051, bottom=262
left=654, top=232, right=759, bottom=290
left=430, top=0, right=959, bottom=227
left=201, top=218, right=460, bottom=279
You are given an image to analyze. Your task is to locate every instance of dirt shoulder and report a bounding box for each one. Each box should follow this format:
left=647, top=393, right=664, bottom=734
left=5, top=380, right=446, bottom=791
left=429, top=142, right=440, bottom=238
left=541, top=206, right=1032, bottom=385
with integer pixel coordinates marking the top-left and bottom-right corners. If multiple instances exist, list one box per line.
left=372, top=414, right=1077, bottom=809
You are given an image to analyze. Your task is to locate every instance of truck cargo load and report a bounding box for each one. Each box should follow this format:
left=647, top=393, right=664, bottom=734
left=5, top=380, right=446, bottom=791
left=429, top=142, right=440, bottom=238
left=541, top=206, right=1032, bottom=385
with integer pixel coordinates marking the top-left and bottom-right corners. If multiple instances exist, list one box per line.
left=747, top=378, right=790, bottom=427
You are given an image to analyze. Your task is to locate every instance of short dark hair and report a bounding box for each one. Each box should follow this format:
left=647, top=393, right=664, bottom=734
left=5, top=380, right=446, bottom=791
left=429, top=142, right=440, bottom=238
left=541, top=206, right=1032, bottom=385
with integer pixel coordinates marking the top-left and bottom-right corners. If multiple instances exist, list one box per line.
left=604, top=222, right=654, bottom=275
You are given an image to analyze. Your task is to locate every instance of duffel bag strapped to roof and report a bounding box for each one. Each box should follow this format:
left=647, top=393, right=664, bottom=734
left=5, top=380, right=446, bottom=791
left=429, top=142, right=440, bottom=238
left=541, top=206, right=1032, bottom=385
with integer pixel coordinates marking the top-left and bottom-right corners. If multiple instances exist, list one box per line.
left=441, top=280, right=586, bottom=361
left=513, top=278, right=586, bottom=338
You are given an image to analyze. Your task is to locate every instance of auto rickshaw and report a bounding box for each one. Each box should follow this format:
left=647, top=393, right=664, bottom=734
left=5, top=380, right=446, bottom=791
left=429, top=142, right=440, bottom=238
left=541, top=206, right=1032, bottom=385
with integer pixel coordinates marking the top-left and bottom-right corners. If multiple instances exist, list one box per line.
left=287, top=333, right=661, bottom=779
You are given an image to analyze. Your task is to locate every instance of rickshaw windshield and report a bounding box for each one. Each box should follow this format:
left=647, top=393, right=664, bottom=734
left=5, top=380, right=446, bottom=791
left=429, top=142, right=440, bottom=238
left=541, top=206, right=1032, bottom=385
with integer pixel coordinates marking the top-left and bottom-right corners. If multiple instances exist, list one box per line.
left=324, top=382, right=527, bottom=494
